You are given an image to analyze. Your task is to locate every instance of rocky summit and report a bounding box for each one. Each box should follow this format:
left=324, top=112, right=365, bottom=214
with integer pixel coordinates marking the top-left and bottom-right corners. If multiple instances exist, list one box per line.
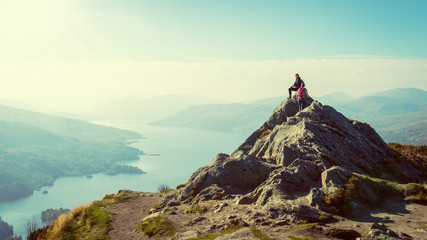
left=30, top=98, right=427, bottom=240
left=161, top=98, right=425, bottom=222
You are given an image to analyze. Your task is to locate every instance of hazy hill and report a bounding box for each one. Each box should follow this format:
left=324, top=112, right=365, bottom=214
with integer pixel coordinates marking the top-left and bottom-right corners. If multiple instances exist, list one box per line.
left=335, top=88, right=427, bottom=119
left=0, top=121, right=65, bottom=148
left=151, top=103, right=275, bottom=133
left=82, top=94, right=218, bottom=123
left=0, top=106, right=145, bottom=202
left=315, top=91, right=355, bottom=105
left=152, top=88, right=427, bottom=144
left=0, top=104, right=140, bottom=142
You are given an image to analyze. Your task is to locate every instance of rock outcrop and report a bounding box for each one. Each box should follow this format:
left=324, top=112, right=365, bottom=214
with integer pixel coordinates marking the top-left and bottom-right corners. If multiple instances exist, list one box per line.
left=161, top=98, right=425, bottom=221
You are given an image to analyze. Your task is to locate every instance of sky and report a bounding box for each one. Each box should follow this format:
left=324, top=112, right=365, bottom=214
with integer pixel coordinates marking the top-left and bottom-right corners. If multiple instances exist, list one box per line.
left=0, top=0, right=426, bottom=112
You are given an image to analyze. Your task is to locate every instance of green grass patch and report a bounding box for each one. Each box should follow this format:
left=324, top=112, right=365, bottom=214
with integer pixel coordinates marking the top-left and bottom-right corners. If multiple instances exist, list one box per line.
left=283, top=223, right=322, bottom=232
left=249, top=227, right=274, bottom=240
left=323, top=174, right=402, bottom=217
left=31, top=192, right=139, bottom=240
left=186, top=226, right=243, bottom=240
left=287, top=236, right=314, bottom=240
left=63, top=192, right=138, bottom=239
left=186, top=205, right=208, bottom=214
left=138, top=216, right=176, bottom=238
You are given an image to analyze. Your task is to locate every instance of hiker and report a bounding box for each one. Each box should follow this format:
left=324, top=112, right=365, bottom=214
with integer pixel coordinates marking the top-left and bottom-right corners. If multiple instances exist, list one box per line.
left=297, top=82, right=309, bottom=112
left=288, top=73, right=304, bottom=99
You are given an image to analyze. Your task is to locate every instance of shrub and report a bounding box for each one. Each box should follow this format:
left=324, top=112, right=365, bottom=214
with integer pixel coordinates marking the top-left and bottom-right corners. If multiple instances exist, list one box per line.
left=403, top=183, right=427, bottom=204
left=24, top=216, right=41, bottom=238
left=158, top=184, right=171, bottom=194
left=190, top=185, right=199, bottom=196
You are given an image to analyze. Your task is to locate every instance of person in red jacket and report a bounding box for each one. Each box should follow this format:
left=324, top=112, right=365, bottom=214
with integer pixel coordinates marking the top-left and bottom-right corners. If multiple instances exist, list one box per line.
left=296, top=82, right=309, bottom=112
left=288, top=73, right=304, bottom=99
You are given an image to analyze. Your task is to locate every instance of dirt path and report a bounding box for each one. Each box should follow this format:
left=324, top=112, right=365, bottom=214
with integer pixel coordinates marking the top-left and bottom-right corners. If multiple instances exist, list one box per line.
left=105, top=193, right=163, bottom=240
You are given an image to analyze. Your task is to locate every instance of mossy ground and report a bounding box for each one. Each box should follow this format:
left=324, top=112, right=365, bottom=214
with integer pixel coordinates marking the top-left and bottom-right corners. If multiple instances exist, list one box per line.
left=323, top=174, right=402, bottom=217
left=186, top=204, right=208, bottom=214
left=323, top=228, right=361, bottom=239
left=186, top=226, right=243, bottom=240
left=283, top=223, right=322, bottom=232
left=287, top=236, right=315, bottom=240
left=138, top=216, right=176, bottom=238
left=249, top=227, right=274, bottom=240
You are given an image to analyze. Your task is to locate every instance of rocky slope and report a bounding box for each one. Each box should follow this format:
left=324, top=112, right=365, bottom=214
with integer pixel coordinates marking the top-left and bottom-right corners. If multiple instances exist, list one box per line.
left=163, top=98, right=423, bottom=211
left=30, top=98, right=427, bottom=240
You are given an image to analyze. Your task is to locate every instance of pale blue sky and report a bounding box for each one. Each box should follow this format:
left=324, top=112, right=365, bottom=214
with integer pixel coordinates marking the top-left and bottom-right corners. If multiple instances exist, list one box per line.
left=0, top=0, right=426, bottom=111
left=1, top=0, right=426, bottom=61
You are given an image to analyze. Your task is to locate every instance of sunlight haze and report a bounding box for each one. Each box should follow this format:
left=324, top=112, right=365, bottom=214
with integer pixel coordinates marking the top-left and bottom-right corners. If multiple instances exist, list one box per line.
left=0, top=0, right=426, bottom=112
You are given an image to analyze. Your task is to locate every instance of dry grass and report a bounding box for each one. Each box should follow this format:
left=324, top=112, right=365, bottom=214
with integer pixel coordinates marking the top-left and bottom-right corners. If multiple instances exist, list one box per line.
left=259, top=129, right=271, bottom=138
left=30, top=192, right=139, bottom=240
left=388, top=142, right=427, bottom=179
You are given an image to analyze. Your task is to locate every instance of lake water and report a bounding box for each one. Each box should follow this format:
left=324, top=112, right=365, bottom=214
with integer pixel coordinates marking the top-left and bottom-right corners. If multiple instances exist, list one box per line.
left=0, top=122, right=249, bottom=238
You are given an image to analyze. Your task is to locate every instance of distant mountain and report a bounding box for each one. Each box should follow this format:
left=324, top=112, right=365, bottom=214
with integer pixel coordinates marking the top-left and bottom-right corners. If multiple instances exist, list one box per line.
left=151, top=88, right=427, bottom=145
left=0, top=104, right=140, bottom=142
left=151, top=103, right=274, bottom=133
left=335, top=88, right=427, bottom=119
left=315, top=91, right=355, bottom=105
left=83, top=94, right=218, bottom=123
left=369, top=110, right=427, bottom=145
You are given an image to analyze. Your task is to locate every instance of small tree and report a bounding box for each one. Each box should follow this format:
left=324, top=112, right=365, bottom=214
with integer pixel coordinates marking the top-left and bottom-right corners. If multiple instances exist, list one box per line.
left=24, top=216, right=40, bottom=237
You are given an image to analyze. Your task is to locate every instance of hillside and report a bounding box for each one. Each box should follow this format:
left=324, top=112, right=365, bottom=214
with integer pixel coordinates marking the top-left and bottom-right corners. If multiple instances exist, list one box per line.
left=31, top=98, right=427, bottom=240
left=152, top=88, right=427, bottom=145
left=0, top=106, right=145, bottom=202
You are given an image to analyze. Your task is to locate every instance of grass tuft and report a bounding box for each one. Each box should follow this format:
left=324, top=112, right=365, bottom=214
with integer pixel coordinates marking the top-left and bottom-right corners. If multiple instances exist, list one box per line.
left=138, top=216, right=176, bottom=238
left=259, top=129, right=271, bottom=138
left=186, top=226, right=243, bottom=240
left=158, top=184, right=171, bottom=194
left=323, top=174, right=402, bottom=217
left=249, top=227, right=274, bottom=240
left=283, top=223, right=322, bottom=232
left=287, top=236, right=315, bottom=240
left=323, top=228, right=361, bottom=239
left=186, top=205, right=208, bottom=214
